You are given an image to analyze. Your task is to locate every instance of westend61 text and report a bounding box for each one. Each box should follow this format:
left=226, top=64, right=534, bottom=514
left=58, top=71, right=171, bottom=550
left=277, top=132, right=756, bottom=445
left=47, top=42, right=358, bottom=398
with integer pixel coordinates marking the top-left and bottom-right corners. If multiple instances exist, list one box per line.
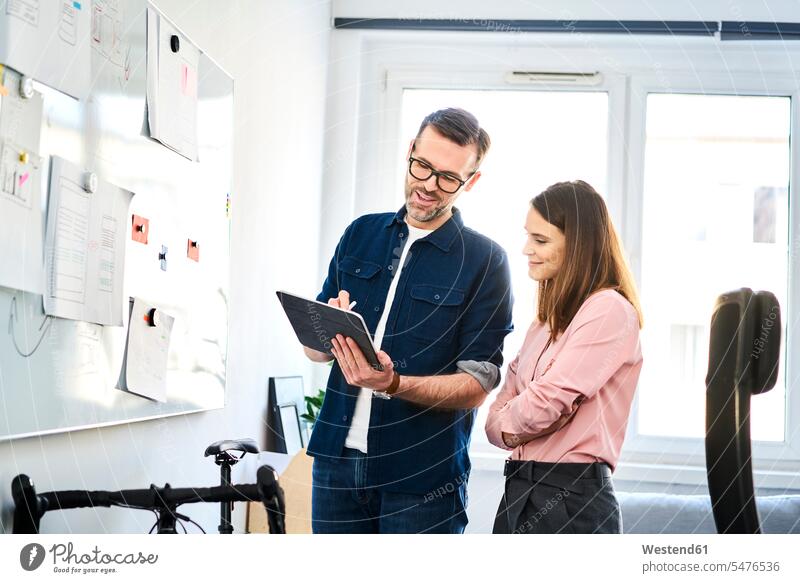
left=642, top=544, right=708, bottom=555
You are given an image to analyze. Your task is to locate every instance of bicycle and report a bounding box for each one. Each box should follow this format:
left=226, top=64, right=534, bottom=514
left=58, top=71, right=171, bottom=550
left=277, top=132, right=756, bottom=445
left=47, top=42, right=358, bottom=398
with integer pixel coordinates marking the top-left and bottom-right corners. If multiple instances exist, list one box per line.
left=12, top=439, right=286, bottom=534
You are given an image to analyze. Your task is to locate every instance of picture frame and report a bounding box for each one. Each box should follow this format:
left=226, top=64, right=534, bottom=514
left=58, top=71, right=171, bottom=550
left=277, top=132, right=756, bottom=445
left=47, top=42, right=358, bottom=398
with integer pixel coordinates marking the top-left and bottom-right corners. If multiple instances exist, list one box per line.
left=267, top=376, right=309, bottom=454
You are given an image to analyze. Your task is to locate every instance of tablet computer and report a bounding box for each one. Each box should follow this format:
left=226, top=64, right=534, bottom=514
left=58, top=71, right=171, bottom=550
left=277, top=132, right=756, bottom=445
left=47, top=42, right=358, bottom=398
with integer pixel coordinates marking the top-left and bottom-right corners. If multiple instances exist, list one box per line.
left=276, top=290, right=383, bottom=370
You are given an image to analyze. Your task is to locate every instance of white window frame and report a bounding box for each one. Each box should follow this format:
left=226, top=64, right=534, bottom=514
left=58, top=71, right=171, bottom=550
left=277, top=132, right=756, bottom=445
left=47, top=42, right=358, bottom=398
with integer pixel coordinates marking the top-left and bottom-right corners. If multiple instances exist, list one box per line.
left=377, top=69, right=627, bottom=229
left=351, top=37, right=800, bottom=488
left=619, top=72, right=800, bottom=486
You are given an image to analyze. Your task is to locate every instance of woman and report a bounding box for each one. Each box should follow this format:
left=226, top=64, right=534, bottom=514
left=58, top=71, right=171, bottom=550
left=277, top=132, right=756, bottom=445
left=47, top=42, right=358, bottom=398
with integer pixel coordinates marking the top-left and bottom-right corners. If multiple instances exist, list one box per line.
left=486, top=180, right=643, bottom=534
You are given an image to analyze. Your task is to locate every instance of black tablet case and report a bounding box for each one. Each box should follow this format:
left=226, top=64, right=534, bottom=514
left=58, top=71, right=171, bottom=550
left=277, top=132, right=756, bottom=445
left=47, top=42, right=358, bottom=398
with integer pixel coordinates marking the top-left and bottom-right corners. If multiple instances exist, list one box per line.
left=276, top=291, right=382, bottom=369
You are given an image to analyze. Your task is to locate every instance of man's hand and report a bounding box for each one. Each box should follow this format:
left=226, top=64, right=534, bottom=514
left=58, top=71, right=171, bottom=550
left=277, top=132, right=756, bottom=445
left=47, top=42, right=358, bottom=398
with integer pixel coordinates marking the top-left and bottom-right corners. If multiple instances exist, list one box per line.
left=501, top=399, right=582, bottom=448
left=331, top=334, right=395, bottom=391
left=302, top=290, right=353, bottom=363
left=304, top=346, right=334, bottom=363
left=327, top=290, right=351, bottom=311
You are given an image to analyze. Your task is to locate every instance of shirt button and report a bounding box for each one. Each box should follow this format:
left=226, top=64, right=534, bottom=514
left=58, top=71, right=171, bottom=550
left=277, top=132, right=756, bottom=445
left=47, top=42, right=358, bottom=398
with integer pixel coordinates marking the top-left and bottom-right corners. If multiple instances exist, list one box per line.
left=355, top=268, right=361, bottom=273
left=388, top=265, right=393, bottom=271
left=342, top=415, right=348, bottom=422
left=374, top=306, right=380, bottom=312
left=434, top=294, right=440, bottom=300
left=399, top=233, right=404, bottom=238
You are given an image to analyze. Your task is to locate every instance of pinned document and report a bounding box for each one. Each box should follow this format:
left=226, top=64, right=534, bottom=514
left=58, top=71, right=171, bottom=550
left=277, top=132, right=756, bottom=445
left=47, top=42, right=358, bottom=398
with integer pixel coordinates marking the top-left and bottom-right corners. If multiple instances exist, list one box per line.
left=0, top=143, right=36, bottom=204
left=144, top=7, right=199, bottom=161
left=43, top=156, right=134, bottom=325
left=0, top=143, right=43, bottom=293
left=117, top=297, right=175, bottom=402
left=91, top=0, right=132, bottom=85
left=0, top=1, right=91, bottom=99
left=0, top=65, right=44, bottom=293
left=0, top=65, right=43, bottom=154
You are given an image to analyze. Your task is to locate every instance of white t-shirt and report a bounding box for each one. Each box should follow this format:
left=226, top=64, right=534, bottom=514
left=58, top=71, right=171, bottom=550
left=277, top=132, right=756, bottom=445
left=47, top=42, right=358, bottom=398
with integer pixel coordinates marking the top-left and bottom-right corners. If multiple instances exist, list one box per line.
left=344, top=223, right=432, bottom=453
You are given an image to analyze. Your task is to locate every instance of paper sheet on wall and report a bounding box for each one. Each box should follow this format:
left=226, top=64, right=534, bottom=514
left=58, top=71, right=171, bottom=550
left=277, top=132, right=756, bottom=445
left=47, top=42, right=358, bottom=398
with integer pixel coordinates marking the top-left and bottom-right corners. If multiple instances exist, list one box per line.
left=0, top=65, right=42, bottom=153
left=0, top=0, right=91, bottom=99
left=144, top=7, right=199, bottom=161
left=44, top=156, right=134, bottom=325
left=91, top=0, right=132, bottom=86
left=0, top=65, right=44, bottom=293
left=117, top=297, right=174, bottom=402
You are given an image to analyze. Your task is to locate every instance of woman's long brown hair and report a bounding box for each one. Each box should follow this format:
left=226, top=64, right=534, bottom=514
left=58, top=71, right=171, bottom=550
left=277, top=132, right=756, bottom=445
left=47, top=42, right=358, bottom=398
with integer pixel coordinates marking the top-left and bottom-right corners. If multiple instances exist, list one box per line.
left=531, top=180, right=643, bottom=341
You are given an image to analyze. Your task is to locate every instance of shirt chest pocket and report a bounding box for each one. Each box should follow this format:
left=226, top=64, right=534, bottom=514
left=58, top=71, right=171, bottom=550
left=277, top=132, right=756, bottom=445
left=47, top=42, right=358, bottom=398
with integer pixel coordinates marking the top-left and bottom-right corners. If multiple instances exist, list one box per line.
left=407, top=284, right=465, bottom=346
left=338, top=256, right=382, bottom=306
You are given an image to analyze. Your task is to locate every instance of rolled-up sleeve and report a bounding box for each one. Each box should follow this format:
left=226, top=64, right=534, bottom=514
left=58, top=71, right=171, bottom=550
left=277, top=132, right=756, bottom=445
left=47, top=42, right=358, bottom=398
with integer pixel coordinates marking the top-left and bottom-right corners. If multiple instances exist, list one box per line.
left=492, top=294, right=639, bottom=436
left=456, top=360, right=500, bottom=392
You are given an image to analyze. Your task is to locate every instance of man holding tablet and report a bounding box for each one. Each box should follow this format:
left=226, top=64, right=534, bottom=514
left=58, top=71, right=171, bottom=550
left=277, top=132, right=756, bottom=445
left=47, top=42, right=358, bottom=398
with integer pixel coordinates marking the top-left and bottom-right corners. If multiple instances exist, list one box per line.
left=302, top=108, right=513, bottom=533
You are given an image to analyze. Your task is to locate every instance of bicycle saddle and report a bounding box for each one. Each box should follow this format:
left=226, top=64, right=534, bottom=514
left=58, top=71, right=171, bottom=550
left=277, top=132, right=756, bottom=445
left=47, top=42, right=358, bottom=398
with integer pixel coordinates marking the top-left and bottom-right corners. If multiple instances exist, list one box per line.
left=204, top=438, right=259, bottom=457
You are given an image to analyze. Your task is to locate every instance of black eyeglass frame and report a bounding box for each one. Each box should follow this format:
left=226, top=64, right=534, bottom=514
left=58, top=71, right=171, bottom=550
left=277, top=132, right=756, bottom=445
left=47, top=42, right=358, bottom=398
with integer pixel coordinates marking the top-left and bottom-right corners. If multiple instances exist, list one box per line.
left=407, top=156, right=476, bottom=194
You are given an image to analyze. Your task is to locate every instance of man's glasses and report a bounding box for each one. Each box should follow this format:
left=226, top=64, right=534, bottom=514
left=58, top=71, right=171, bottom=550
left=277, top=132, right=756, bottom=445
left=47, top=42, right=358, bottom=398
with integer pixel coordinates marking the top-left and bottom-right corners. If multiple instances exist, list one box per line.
left=407, top=156, right=472, bottom=194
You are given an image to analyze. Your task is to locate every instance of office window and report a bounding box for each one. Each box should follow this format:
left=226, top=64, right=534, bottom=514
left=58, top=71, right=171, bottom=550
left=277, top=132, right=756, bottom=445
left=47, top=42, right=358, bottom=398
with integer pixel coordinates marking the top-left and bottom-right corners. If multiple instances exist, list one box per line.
left=753, top=186, right=785, bottom=244
left=637, top=94, right=790, bottom=442
left=400, top=89, right=609, bottom=444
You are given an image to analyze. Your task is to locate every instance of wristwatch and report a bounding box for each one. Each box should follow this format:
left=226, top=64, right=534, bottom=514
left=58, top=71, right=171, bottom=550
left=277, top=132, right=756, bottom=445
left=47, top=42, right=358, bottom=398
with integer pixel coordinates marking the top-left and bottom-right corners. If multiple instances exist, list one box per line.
left=373, top=372, right=400, bottom=400
left=386, top=371, right=401, bottom=395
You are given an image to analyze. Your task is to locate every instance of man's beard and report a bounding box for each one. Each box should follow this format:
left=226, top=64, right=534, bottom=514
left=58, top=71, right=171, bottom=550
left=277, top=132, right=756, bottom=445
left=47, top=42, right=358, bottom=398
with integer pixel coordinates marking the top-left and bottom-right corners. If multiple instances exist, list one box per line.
left=404, top=182, right=449, bottom=223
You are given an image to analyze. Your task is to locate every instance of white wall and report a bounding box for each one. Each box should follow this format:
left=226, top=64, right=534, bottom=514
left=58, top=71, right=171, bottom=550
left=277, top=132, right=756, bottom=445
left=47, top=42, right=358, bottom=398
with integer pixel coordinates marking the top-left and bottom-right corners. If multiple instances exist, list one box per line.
left=0, top=0, right=331, bottom=534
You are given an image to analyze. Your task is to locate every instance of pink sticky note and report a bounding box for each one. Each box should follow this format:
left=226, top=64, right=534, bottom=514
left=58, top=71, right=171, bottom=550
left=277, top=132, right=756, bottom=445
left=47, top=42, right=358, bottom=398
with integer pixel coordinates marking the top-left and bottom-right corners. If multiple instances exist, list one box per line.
left=18, top=172, right=29, bottom=187
left=181, top=63, right=188, bottom=95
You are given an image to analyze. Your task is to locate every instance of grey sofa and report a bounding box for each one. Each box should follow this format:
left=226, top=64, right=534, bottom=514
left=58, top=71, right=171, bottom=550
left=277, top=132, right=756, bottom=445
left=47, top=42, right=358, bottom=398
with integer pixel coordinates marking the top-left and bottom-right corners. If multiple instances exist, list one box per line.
left=618, top=492, right=800, bottom=534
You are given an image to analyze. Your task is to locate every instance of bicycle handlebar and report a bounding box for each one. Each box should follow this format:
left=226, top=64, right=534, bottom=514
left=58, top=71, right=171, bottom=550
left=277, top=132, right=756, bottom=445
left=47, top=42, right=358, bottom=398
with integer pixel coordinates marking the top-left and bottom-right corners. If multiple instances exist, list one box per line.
left=12, top=467, right=284, bottom=534
left=39, top=483, right=263, bottom=510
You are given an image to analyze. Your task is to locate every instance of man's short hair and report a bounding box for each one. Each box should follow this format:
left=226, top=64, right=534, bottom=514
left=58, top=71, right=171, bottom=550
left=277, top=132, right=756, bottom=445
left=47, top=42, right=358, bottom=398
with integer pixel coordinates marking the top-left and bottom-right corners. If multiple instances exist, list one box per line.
left=416, top=108, right=491, bottom=168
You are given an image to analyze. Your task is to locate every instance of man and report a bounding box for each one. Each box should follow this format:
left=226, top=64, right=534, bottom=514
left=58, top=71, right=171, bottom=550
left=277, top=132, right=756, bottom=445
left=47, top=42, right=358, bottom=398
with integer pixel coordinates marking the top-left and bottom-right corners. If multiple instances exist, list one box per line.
left=303, top=108, right=513, bottom=533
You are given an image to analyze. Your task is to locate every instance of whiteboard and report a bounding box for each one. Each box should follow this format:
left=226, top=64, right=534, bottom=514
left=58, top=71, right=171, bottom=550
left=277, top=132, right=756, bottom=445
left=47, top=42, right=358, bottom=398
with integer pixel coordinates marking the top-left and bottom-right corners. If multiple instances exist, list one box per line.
left=0, top=1, right=232, bottom=441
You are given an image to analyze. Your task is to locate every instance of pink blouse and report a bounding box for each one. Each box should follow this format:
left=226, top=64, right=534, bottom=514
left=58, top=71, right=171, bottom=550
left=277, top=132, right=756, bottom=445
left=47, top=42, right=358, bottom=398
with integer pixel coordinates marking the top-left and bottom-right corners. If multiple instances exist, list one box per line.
left=485, top=289, right=643, bottom=470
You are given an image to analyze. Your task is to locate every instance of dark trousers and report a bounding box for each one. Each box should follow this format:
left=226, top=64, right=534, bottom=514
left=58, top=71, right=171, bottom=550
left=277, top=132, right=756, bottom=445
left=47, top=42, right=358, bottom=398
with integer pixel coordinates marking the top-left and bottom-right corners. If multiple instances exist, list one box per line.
left=493, top=459, right=621, bottom=534
left=312, top=447, right=468, bottom=534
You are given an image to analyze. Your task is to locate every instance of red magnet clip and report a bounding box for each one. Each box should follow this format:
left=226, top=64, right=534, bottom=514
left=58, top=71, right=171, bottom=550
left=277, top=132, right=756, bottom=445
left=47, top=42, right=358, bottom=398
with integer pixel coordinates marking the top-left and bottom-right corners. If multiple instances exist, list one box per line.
left=187, top=239, right=200, bottom=262
left=132, top=215, right=149, bottom=244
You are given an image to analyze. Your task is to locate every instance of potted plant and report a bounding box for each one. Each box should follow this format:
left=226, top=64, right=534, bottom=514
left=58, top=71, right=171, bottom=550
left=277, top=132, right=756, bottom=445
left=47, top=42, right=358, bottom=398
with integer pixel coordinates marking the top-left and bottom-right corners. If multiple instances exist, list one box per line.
left=301, top=388, right=326, bottom=430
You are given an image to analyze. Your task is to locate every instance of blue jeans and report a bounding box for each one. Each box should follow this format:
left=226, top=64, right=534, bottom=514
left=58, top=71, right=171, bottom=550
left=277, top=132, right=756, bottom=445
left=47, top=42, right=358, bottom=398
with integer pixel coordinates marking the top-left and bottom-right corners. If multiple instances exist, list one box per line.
left=311, top=448, right=468, bottom=534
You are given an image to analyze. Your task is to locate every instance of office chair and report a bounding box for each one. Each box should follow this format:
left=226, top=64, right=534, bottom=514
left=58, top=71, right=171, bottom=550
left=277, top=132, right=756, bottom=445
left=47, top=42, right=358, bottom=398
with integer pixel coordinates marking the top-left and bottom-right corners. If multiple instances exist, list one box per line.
left=705, top=288, right=781, bottom=534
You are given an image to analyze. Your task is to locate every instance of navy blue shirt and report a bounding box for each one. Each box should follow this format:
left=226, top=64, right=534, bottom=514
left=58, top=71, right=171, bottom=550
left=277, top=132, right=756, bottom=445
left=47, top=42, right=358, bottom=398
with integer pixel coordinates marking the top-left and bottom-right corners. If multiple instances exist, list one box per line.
left=307, top=206, right=514, bottom=494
